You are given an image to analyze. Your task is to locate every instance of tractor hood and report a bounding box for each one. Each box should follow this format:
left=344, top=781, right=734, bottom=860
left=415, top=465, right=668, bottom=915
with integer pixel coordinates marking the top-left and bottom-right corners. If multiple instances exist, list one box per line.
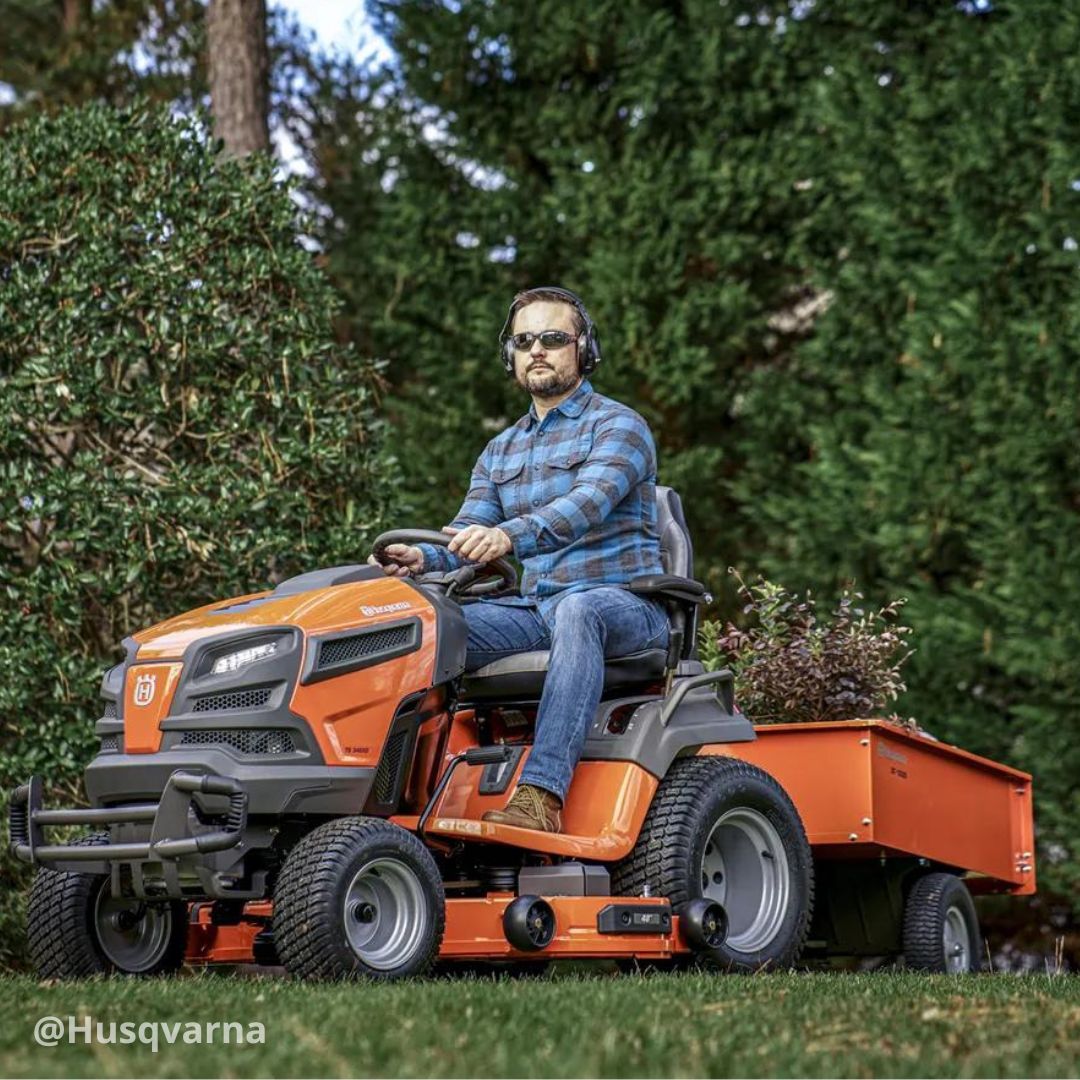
left=132, top=565, right=428, bottom=661
left=88, top=562, right=464, bottom=779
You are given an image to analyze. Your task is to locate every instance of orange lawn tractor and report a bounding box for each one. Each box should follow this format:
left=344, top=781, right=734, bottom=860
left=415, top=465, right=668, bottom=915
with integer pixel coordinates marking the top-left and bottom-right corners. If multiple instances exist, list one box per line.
left=9, top=488, right=1035, bottom=979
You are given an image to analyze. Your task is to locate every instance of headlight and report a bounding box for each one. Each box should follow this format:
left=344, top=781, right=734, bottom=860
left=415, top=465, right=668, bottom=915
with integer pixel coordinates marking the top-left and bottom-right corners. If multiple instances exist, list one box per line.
left=211, top=640, right=279, bottom=675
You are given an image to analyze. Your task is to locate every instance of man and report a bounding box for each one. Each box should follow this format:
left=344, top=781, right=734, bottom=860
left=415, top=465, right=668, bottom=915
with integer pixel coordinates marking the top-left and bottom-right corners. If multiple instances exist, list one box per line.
left=371, top=286, right=668, bottom=832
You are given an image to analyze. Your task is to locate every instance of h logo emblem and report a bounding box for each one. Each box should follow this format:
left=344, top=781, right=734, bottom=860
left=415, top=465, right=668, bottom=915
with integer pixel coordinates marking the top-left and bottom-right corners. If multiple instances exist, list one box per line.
left=133, top=672, right=157, bottom=707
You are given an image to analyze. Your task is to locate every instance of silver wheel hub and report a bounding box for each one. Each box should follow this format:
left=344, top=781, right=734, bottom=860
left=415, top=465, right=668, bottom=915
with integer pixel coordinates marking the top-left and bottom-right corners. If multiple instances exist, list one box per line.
left=700, top=807, right=791, bottom=954
left=342, top=857, right=427, bottom=970
left=943, top=904, right=971, bottom=973
left=93, top=887, right=172, bottom=973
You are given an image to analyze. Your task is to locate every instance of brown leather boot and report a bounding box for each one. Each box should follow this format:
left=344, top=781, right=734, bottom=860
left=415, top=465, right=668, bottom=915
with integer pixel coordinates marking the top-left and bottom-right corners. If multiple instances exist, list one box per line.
left=482, top=784, right=562, bottom=833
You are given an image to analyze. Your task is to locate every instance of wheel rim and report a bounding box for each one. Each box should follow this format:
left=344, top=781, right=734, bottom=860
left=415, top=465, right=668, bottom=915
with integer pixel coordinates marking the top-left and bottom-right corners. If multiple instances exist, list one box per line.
left=93, top=885, right=173, bottom=973
left=342, top=857, right=427, bottom=971
left=700, top=807, right=790, bottom=954
left=943, top=904, right=972, bottom=973
left=525, top=900, right=555, bottom=948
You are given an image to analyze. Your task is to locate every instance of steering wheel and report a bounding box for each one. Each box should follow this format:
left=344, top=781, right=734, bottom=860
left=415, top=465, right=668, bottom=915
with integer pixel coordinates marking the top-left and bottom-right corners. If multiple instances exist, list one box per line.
left=370, top=528, right=518, bottom=600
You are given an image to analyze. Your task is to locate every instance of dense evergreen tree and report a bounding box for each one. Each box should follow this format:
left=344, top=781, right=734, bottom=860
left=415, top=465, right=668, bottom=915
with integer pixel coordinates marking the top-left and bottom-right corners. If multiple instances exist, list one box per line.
left=732, top=0, right=1080, bottom=904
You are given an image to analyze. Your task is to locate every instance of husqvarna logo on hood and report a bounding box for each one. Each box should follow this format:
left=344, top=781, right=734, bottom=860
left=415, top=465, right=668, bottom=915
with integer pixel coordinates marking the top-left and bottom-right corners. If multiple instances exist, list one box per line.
left=133, top=672, right=157, bottom=706
left=360, top=601, right=413, bottom=617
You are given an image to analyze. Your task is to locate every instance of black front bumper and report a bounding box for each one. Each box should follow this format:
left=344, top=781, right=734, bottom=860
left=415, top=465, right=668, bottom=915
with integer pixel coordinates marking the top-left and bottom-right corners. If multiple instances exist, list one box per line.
left=9, top=771, right=248, bottom=872
left=9, top=757, right=376, bottom=899
left=7, top=773, right=254, bottom=898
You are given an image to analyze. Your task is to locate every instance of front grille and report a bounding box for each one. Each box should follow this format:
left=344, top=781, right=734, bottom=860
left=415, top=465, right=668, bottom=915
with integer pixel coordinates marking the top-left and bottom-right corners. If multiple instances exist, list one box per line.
left=191, top=687, right=273, bottom=713
left=372, top=729, right=408, bottom=804
left=102, top=700, right=118, bottom=719
left=317, top=625, right=414, bottom=670
left=99, top=734, right=120, bottom=753
left=178, top=728, right=297, bottom=755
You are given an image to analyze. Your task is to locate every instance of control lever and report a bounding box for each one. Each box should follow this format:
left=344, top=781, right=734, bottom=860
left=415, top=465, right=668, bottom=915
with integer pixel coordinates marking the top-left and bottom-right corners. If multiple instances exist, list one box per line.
left=417, top=745, right=514, bottom=836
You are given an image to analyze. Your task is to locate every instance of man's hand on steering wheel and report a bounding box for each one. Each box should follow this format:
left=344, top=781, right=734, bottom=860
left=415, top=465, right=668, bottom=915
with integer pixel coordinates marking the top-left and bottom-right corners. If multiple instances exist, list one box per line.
left=446, top=524, right=513, bottom=564
left=366, top=543, right=424, bottom=577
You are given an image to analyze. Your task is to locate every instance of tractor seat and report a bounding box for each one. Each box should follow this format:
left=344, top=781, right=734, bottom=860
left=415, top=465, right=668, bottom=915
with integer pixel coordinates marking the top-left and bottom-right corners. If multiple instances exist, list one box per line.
left=460, top=646, right=669, bottom=701
left=459, top=486, right=695, bottom=703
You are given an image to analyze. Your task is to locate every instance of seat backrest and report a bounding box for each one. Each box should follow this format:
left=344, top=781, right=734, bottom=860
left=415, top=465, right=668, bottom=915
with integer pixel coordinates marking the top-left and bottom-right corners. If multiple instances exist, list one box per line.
left=653, top=486, right=699, bottom=664
left=655, top=486, right=693, bottom=579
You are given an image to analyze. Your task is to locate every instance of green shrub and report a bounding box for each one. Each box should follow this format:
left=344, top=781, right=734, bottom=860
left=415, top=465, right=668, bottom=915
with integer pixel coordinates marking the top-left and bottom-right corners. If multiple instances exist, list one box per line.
left=699, top=571, right=914, bottom=726
left=0, top=101, right=400, bottom=968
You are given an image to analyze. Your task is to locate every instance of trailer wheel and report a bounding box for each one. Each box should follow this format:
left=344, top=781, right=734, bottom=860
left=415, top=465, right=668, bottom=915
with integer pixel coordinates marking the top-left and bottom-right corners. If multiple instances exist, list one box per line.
left=273, top=817, right=445, bottom=980
left=902, top=872, right=983, bottom=973
left=611, top=756, right=813, bottom=972
left=27, top=833, right=188, bottom=979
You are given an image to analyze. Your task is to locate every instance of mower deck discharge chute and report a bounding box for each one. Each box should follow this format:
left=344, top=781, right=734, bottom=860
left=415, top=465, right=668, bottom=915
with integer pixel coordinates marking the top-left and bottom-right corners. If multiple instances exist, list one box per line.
left=8, top=488, right=1034, bottom=980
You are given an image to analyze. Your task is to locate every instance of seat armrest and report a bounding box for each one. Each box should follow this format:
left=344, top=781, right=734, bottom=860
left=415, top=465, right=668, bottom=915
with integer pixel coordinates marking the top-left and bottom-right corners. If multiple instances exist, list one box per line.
left=628, top=574, right=711, bottom=606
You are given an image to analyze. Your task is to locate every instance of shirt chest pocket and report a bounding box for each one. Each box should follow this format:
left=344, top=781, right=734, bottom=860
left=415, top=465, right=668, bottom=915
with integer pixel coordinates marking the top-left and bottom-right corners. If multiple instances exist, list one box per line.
left=543, top=436, right=593, bottom=499
left=491, top=457, right=528, bottom=519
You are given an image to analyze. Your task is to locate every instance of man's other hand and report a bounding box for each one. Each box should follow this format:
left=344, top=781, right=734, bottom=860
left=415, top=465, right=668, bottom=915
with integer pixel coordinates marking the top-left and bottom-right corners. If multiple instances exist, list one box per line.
left=447, top=524, right=512, bottom=564
left=367, top=544, right=424, bottom=577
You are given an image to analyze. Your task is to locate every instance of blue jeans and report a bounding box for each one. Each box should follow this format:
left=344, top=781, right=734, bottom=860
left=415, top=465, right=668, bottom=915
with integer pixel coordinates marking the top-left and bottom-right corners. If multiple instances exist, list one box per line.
left=461, top=588, right=670, bottom=802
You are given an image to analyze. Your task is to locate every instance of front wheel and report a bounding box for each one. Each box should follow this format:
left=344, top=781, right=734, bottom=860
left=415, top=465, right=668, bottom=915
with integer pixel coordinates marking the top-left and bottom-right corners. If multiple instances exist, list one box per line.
left=902, top=872, right=983, bottom=973
left=27, top=834, right=188, bottom=979
left=273, top=817, right=445, bottom=980
left=611, top=756, right=813, bottom=972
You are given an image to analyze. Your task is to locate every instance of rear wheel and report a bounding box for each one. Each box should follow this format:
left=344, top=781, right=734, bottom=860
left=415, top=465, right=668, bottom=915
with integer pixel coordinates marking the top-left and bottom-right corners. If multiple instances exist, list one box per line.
left=27, top=833, right=188, bottom=979
left=273, top=817, right=445, bottom=980
left=611, top=756, right=813, bottom=972
left=902, top=872, right=982, bottom=973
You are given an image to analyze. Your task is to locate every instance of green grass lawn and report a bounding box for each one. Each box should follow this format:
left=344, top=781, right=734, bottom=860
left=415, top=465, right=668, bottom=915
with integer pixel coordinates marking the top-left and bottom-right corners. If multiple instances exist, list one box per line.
left=1, top=969, right=1077, bottom=1079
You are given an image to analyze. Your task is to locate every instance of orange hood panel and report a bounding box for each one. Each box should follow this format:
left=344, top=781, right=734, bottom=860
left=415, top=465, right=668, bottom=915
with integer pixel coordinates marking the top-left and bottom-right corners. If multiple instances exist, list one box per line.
left=132, top=577, right=430, bottom=660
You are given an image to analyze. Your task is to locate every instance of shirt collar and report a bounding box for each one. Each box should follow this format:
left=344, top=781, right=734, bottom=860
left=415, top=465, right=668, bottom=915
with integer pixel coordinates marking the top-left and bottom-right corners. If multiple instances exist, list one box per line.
left=525, top=378, right=593, bottom=427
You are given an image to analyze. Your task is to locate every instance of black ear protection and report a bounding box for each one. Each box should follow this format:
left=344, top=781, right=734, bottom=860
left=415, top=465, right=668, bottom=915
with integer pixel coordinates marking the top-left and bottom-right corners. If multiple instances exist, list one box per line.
left=499, top=286, right=602, bottom=377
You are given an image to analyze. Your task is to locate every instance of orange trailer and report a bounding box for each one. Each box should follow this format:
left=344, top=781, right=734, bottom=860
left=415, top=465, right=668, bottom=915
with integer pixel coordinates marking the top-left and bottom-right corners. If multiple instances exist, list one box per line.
left=717, top=720, right=1035, bottom=895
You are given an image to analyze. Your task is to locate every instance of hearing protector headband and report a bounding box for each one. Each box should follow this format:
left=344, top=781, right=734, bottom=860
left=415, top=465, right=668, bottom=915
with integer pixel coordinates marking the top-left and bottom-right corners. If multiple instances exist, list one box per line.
left=499, top=286, right=602, bottom=376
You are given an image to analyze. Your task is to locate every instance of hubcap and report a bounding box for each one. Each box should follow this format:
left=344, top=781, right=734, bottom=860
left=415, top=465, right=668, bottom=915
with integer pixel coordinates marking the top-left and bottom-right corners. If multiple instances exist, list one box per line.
left=943, top=904, right=972, bottom=973
left=700, top=807, right=791, bottom=954
left=93, top=886, right=172, bottom=973
left=342, top=858, right=427, bottom=971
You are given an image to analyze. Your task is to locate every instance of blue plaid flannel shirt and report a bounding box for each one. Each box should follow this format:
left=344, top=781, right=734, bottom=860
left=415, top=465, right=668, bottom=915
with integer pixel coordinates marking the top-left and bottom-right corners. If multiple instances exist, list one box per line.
left=416, top=379, right=664, bottom=610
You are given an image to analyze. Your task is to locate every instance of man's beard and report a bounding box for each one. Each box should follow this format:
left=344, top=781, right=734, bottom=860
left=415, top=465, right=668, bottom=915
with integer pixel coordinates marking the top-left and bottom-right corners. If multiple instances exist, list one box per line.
left=517, top=363, right=579, bottom=398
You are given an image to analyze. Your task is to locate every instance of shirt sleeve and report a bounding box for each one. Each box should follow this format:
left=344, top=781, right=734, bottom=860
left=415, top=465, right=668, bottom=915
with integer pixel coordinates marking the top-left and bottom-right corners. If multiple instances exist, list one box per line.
left=416, top=443, right=505, bottom=573
left=499, top=413, right=655, bottom=560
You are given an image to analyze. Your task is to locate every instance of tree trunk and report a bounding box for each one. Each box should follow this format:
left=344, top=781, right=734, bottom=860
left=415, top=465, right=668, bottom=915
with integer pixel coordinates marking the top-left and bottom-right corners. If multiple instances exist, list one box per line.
left=60, top=0, right=89, bottom=34
left=207, top=0, right=269, bottom=158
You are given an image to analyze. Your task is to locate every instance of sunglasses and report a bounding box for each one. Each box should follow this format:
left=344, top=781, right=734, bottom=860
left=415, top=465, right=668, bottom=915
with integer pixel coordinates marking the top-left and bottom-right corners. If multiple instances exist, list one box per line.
left=509, top=330, right=578, bottom=352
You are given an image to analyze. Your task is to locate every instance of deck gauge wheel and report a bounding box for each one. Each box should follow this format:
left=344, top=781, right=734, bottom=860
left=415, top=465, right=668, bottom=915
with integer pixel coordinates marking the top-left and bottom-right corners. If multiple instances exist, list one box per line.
left=503, top=895, right=556, bottom=951
left=681, top=898, right=729, bottom=952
